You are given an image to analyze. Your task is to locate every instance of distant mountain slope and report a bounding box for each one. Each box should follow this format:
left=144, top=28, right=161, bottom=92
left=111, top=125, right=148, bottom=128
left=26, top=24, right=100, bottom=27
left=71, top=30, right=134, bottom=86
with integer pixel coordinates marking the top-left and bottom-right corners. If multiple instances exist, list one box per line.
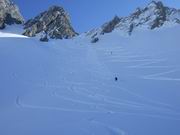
left=0, top=0, right=24, bottom=29
left=23, top=6, right=77, bottom=41
left=89, top=1, right=180, bottom=42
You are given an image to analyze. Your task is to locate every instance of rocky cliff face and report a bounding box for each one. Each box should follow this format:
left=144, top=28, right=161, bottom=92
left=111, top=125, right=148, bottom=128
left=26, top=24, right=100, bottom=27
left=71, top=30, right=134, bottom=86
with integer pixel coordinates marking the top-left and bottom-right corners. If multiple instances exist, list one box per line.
left=101, top=16, right=121, bottom=34
left=23, top=6, right=77, bottom=41
left=0, top=0, right=24, bottom=29
left=90, top=1, right=180, bottom=42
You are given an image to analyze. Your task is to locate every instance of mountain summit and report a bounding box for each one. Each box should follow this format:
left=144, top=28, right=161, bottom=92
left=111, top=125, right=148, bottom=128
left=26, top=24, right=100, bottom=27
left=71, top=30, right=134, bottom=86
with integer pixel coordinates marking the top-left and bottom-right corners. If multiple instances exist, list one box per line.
left=90, top=1, right=180, bottom=42
left=0, top=0, right=24, bottom=29
left=23, top=6, right=77, bottom=41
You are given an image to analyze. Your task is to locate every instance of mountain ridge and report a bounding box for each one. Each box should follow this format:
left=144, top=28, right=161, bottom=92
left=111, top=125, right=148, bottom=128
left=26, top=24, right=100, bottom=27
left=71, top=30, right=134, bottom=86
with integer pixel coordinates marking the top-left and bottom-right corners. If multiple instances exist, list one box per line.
left=0, top=0, right=180, bottom=42
left=89, top=1, right=180, bottom=43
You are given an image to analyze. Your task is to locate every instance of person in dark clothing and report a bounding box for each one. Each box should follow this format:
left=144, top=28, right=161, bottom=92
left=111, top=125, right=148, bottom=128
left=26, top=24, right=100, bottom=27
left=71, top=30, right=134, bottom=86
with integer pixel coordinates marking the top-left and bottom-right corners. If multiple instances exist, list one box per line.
left=115, top=77, right=118, bottom=81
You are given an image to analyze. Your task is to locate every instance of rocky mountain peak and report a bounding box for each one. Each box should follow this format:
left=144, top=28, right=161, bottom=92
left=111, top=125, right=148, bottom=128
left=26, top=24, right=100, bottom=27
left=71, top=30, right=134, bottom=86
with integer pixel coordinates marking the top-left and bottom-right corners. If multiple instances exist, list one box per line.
left=89, top=1, right=180, bottom=42
left=0, top=0, right=24, bottom=29
left=147, top=1, right=164, bottom=8
left=23, top=5, right=77, bottom=41
left=132, top=0, right=167, bottom=29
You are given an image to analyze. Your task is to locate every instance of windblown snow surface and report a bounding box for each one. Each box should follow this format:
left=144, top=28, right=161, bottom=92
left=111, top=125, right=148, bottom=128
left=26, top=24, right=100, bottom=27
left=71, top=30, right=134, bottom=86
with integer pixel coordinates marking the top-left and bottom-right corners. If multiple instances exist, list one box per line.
left=0, top=26, right=180, bottom=135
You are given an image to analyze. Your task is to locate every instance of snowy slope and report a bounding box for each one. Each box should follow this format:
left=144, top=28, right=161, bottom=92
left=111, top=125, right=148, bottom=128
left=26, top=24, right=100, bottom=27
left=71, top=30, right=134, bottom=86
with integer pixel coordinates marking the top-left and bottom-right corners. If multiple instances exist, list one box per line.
left=0, top=25, right=26, bottom=38
left=0, top=25, right=180, bottom=135
left=0, top=31, right=27, bottom=38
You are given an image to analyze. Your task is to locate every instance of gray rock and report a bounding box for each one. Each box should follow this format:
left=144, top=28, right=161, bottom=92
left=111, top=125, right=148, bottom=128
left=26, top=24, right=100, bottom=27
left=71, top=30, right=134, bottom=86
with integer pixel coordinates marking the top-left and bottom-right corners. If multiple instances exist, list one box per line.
left=101, top=16, right=121, bottom=34
left=0, top=0, right=24, bottom=29
left=40, top=32, right=49, bottom=42
left=91, top=37, right=99, bottom=43
left=23, top=6, right=77, bottom=40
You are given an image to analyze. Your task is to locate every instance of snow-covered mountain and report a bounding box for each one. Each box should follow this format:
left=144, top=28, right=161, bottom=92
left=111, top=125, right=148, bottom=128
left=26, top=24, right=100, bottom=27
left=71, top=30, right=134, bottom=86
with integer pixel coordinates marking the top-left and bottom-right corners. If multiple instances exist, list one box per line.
left=0, top=0, right=24, bottom=29
left=89, top=1, right=180, bottom=42
left=0, top=1, right=180, bottom=135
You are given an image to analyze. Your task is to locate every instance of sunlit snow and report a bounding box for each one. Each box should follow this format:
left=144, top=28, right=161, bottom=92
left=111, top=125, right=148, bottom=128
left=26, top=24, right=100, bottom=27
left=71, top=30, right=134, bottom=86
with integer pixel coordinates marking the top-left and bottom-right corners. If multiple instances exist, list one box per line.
left=0, top=26, right=180, bottom=135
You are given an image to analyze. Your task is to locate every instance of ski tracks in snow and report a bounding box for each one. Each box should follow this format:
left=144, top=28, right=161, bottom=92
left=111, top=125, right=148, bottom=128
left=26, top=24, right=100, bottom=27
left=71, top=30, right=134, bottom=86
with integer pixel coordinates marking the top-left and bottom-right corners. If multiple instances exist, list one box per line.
left=14, top=43, right=180, bottom=135
left=96, top=45, right=180, bottom=81
left=15, top=77, right=180, bottom=120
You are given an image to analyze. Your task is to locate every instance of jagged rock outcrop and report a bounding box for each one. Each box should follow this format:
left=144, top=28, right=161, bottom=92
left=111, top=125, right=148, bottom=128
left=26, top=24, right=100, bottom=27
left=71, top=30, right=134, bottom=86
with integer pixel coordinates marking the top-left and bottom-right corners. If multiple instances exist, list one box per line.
left=122, top=1, right=168, bottom=30
left=90, top=1, right=180, bottom=43
left=23, top=6, right=77, bottom=40
left=0, top=0, right=24, bottom=29
left=91, top=37, right=99, bottom=43
left=101, top=16, right=121, bottom=34
left=40, top=32, right=49, bottom=42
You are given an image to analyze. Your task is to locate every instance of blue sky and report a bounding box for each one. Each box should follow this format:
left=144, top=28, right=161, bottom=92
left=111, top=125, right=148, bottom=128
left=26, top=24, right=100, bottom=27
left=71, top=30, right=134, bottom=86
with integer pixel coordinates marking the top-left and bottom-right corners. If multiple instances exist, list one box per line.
left=14, top=0, right=180, bottom=33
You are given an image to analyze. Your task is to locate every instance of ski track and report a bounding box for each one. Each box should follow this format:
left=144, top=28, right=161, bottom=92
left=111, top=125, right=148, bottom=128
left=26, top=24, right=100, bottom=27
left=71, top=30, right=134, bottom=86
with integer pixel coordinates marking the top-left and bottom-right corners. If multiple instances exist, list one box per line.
left=34, top=73, right=179, bottom=114
left=53, top=90, right=146, bottom=109
left=127, top=61, right=171, bottom=68
left=53, top=89, right=180, bottom=116
left=15, top=96, right=180, bottom=121
left=143, top=77, right=180, bottom=81
left=141, top=70, right=180, bottom=81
